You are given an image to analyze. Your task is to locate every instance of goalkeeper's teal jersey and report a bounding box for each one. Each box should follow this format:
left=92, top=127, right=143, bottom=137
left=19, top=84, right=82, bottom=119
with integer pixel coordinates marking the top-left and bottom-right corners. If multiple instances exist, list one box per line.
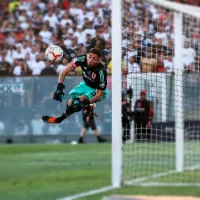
left=71, top=54, right=107, bottom=90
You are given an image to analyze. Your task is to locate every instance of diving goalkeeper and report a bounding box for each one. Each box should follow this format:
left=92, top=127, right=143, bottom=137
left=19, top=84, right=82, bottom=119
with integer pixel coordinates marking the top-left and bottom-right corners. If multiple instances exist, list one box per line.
left=42, top=48, right=109, bottom=124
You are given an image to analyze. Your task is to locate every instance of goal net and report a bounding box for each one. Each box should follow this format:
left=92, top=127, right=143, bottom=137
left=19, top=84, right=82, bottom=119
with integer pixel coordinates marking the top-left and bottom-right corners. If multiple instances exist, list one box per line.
left=119, top=0, right=200, bottom=186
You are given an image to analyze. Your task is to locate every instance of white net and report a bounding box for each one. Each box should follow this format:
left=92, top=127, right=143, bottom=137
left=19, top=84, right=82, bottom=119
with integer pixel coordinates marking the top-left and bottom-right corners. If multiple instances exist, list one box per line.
left=121, top=0, right=200, bottom=186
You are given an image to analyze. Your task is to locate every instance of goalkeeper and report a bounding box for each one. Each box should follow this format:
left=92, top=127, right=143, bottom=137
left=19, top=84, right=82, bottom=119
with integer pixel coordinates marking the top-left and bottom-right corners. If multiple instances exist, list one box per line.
left=42, top=48, right=109, bottom=124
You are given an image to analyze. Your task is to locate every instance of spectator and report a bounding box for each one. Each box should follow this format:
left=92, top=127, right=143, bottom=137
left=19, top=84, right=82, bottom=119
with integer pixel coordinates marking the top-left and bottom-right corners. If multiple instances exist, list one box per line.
left=183, top=40, right=196, bottom=70
left=0, top=120, right=5, bottom=136
left=13, top=58, right=30, bottom=76
left=0, top=51, right=11, bottom=75
left=133, top=90, right=150, bottom=142
left=48, top=124, right=62, bottom=135
left=43, top=9, right=59, bottom=29
left=127, top=56, right=141, bottom=73
left=164, top=54, right=174, bottom=72
left=27, top=54, right=45, bottom=75
left=14, top=120, right=29, bottom=135
left=40, top=61, right=57, bottom=76
left=141, top=52, right=157, bottom=72
left=56, top=58, right=70, bottom=75
left=60, top=12, right=73, bottom=28
left=39, top=24, right=52, bottom=44
left=31, top=112, right=45, bottom=135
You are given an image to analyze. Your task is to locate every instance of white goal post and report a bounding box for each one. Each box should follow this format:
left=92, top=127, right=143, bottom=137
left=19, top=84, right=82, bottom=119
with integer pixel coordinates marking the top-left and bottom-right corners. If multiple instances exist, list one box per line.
left=112, top=0, right=200, bottom=187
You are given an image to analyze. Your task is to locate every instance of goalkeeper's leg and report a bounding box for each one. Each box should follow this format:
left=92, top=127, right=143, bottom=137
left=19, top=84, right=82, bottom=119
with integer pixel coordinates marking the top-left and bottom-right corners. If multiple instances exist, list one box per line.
left=42, top=97, right=88, bottom=124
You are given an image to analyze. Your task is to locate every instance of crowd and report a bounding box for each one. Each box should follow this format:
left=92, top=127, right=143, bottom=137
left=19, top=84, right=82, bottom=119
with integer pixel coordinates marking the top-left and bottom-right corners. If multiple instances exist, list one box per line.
left=0, top=0, right=111, bottom=76
left=0, top=0, right=199, bottom=77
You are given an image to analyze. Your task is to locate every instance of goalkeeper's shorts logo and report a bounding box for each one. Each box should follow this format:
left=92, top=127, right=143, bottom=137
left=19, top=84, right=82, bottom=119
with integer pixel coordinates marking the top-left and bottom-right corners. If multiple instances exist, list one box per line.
left=99, top=82, right=105, bottom=88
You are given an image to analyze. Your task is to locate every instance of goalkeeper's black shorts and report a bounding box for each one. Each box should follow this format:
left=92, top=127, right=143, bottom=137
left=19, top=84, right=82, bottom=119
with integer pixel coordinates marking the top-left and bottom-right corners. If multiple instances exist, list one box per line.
left=84, top=119, right=97, bottom=130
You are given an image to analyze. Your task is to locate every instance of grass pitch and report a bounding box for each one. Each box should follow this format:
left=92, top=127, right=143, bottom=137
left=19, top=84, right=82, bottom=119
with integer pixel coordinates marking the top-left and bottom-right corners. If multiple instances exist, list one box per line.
left=0, top=143, right=199, bottom=200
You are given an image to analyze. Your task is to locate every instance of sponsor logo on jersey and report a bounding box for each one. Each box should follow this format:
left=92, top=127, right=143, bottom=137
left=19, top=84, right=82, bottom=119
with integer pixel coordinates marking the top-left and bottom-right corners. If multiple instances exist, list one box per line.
left=83, top=71, right=95, bottom=82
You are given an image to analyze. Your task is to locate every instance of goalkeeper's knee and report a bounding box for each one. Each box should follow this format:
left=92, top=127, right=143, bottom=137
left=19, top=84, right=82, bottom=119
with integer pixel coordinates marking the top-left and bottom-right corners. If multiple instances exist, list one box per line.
left=69, top=98, right=90, bottom=113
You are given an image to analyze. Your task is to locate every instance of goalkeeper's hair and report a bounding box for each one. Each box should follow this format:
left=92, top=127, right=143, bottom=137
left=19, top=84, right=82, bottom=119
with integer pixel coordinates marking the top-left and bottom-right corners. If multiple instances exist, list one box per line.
left=88, top=48, right=102, bottom=57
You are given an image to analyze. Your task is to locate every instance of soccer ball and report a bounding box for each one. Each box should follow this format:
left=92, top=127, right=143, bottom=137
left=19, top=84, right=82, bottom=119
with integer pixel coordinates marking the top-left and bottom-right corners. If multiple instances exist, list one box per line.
left=45, top=45, right=63, bottom=62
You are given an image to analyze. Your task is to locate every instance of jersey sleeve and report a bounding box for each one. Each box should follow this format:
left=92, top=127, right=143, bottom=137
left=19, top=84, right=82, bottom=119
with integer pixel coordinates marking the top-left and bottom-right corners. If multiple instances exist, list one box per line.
left=96, top=69, right=107, bottom=90
left=71, top=55, right=87, bottom=69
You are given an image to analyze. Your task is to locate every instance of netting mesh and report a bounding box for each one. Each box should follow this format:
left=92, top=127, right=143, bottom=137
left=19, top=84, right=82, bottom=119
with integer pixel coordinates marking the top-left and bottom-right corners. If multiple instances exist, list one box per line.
left=121, top=0, right=200, bottom=186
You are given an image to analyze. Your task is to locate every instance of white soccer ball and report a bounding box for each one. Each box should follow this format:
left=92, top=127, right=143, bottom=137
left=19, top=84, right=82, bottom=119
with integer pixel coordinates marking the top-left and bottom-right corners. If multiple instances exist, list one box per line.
left=45, top=45, right=63, bottom=62
left=71, top=141, right=78, bottom=145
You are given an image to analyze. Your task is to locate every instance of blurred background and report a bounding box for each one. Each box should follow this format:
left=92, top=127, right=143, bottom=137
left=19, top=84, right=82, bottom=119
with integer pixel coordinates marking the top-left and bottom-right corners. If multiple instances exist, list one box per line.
left=0, top=0, right=199, bottom=143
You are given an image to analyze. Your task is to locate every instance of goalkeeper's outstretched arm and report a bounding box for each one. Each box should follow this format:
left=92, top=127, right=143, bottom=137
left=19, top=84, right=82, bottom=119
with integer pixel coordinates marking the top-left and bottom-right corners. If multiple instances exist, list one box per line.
left=58, top=63, right=74, bottom=83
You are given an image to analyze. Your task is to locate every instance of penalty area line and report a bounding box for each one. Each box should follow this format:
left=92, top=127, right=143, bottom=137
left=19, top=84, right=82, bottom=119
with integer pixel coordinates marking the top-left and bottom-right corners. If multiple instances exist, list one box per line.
left=57, top=185, right=115, bottom=200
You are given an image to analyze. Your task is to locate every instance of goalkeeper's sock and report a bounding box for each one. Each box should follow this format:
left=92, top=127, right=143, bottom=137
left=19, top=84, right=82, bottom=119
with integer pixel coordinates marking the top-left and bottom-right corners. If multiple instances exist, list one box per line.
left=42, top=106, right=74, bottom=124
left=42, top=100, right=85, bottom=124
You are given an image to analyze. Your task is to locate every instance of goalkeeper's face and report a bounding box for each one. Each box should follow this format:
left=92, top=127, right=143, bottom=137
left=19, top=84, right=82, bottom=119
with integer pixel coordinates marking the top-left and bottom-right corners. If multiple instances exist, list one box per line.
left=87, top=53, right=100, bottom=67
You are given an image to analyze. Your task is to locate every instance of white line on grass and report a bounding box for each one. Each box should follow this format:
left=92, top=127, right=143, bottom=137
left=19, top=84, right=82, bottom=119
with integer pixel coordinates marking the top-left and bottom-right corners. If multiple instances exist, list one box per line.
left=124, top=164, right=200, bottom=186
left=57, top=186, right=115, bottom=200
left=139, top=182, right=200, bottom=187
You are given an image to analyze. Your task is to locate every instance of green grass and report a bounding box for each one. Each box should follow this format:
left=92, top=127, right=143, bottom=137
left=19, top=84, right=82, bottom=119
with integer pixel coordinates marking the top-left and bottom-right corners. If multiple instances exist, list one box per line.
left=0, top=143, right=199, bottom=200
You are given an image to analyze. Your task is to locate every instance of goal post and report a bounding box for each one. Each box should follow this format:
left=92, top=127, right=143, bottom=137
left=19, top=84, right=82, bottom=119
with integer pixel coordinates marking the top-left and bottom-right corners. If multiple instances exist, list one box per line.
left=174, top=11, right=184, bottom=172
left=112, top=0, right=122, bottom=188
left=112, top=0, right=200, bottom=187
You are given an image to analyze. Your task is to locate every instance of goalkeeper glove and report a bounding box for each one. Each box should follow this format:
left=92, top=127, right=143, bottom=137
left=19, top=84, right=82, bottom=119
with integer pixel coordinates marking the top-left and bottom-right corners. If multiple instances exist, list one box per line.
left=53, top=83, right=66, bottom=102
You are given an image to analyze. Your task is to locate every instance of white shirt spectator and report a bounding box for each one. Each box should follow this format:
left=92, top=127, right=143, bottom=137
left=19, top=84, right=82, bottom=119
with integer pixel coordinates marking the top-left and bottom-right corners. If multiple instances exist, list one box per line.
left=56, top=64, right=65, bottom=74
left=14, top=124, right=29, bottom=135
left=31, top=118, right=45, bottom=135
left=101, top=31, right=110, bottom=42
left=27, top=60, right=45, bottom=75
left=5, top=50, right=17, bottom=64
left=86, top=11, right=95, bottom=21
left=183, top=47, right=196, bottom=66
left=69, top=6, right=83, bottom=18
left=22, top=46, right=32, bottom=55
left=60, top=18, right=73, bottom=27
left=20, top=21, right=29, bottom=30
left=74, top=27, right=86, bottom=45
left=76, top=9, right=89, bottom=26
left=18, top=1, right=31, bottom=11
left=0, top=121, right=5, bottom=135
left=86, top=0, right=97, bottom=8
left=29, top=52, right=39, bottom=62
left=128, top=62, right=140, bottom=73
left=154, top=32, right=167, bottom=46
left=43, top=13, right=59, bottom=29
left=13, top=66, right=22, bottom=76
left=39, top=30, right=52, bottom=44
left=127, top=50, right=138, bottom=59
left=164, top=59, right=174, bottom=72
left=38, top=2, right=46, bottom=11
left=0, top=55, right=11, bottom=63
left=93, top=16, right=103, bottom=27
left=13, top=50, right=26, bottom=60
left=84, top=28, right=96, bottom=38
left=64, top=39, right=72, bottom=48
left=48, top=125, right=62, bottom=135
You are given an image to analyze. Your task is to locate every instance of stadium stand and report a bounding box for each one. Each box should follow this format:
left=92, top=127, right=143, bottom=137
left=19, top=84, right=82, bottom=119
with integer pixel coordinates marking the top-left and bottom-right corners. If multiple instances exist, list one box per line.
left=0, top=0, right=199, bottom=76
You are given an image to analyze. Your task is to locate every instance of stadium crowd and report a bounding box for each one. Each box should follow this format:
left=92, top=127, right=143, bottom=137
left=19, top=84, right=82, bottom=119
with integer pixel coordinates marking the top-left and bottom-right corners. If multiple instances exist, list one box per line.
left=0, top=0, right=199, bottom=76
